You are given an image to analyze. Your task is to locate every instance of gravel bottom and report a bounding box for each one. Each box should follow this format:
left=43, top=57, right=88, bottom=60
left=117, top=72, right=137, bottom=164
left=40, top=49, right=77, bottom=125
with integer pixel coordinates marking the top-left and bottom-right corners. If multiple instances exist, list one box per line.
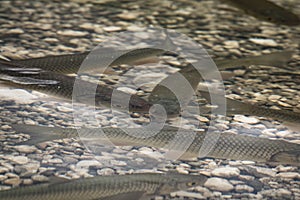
left=0, top=0, right=299, bottom=199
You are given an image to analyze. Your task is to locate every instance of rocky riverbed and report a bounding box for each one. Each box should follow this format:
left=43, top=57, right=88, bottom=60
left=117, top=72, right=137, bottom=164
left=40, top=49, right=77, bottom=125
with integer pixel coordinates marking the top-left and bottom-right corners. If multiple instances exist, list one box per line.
left=0, top=0, right=299, bottom=199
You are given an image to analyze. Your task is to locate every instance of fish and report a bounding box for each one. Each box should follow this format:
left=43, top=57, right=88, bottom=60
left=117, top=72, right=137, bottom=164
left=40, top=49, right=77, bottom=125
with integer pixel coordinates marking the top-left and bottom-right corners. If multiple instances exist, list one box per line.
left=148, top=51, right=294, bottom=116
left=214, top=51, right=294, bottom=70
left=199, top=90, right=300, bottom=131
left=0, top=50, right=294, bottom=116
left=4, top=47, right=164, bottom=74
left=12, top=124, right=300, bottom=165
left=220, top=0, right=300, bottom=26
left=0, top=171, right=207, bottom=200
left=0, top=62, right=151, bottom=112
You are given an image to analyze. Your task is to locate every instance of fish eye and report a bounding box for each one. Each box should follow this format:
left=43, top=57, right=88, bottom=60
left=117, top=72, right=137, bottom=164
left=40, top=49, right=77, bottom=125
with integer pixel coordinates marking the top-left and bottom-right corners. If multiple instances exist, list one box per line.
left=187, top=182, right=197, bottom=187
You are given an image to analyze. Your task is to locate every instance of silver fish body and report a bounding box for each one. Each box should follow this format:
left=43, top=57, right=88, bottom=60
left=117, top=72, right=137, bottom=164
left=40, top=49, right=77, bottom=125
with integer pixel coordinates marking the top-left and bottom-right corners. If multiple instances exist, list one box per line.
left=221, top=0, right=300, bottom=26
left=0, top=172, right=207, bottom=200
left=199, top=90, right=300, bottom=127
left=7, top=48, right=164, bottom=74
left=0, top=62, right=151, bottom=112
left=149, top=51, right=293, bottom=116
left=13, top=124, right=300, bottom=165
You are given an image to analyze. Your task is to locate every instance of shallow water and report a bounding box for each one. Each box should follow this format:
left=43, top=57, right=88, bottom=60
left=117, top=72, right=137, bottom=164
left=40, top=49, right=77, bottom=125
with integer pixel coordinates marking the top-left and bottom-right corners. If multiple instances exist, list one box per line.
left=0, top=0, right=299, bottom=199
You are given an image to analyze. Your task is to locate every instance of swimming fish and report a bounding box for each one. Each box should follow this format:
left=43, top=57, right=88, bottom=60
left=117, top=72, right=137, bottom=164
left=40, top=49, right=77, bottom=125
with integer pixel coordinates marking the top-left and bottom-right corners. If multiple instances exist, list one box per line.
left=215, top=51, right=294, bottom=70
left=13, top=124, right=300, bottom=165
left=0, top=171, right=207, bottom=200
left=0, top=50, right=294, bottom=116
left=199, top=90, right=300, bottom=131
left=220, top=0, right=300, bottom=26
left=149, top=51, right=294, bottom=116
left=4, top=47, right=164, bottom=74
left=0, top=62, right=151, bottom=112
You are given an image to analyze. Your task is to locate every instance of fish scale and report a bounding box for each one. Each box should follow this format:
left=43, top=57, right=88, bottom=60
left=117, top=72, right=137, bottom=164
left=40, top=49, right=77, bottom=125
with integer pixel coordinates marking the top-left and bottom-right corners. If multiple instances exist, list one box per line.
left=0, top=62, right=152, bottom=112
left=0, top=172, right=207, bottom=200
left=8, top=48, right=165, bottom=74
left=13, top=124, right=300, bottom=165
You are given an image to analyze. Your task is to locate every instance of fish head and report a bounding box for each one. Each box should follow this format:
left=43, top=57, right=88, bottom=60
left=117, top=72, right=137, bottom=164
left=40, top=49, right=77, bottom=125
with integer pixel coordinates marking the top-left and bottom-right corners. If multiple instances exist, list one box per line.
left=128, top=95, right=153, bottom=113
left=268, top=150, right=300, bottom=166
left=93, top=88, right=152, bottom=113
left=157, top=172, right=207, bottom=195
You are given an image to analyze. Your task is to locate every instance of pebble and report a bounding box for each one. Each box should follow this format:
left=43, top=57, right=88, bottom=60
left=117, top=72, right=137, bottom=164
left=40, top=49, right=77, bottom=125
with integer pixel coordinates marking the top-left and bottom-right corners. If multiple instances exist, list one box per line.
left=97, top=168, right=115, bottom=176
left=249, top=38, right=278, bottom=47
left=0, top=175, right=7, bottom=181
left=276, top=130, right=291, bottom=138
left=6, top=156, right=29, bottom=165
left=117, top=12, right=140, bottom=20
left=171, top=191, right=205, bottom=199
left=276, top=172, right=300, bottom=179
left=47, top=158, right=63, bottom=164
left=13, top=145, right=38, bottom=153
left=57, top=30, right=89, bottom=37
left=4, top=177, right=21, bottom=186
left=241, top=161, right=256, bottom=165
left=116, top=87, right=137, bottom=94
left=211, top=167, right=240, bottom=178
left=23, top=179, right=33, bottom=185
left=204, top=177, right=234, bottom=192
left=57, top=106, right=73, bottom=113
left=24, top=119, right=37, bottom=125
left=110, top=160, right=127, bottom=166
left=0, top=167, right=9, bottom=174
left=79, top=23, right=98, bottom=30
left=277, top=101, right=292, bottom=107
left=43, top=37, right=59, bottom=43
left=235, top=185, right=254, bottom=193
left=193, top=186, right=213, bottom=198
left=31, top=174, right=49, bottom=182
left=243, top=166, right=276, bottom=177
left=268, top=95, right=281, bottom=101
left=275, top=189, right=292, bottom=196
left=76, top=160, right=102, bottom=168
left=1, top=125, right=11, bottom=130
left=233, top=115, right=259, bottom=124
left=14, top=162, right=40, bottom=176
left=103, top=26, right=122, bottom=32
left=6, top=28, right=24, bottom=34
left=276, top=166, right=297, bottom=172
left=260, top=188, right=292, bottom=199
left=233, top=69, right=246, bottom=76
left=224, top=40, right=239, bottom=49
left=195, top=115, right=209, bottom=122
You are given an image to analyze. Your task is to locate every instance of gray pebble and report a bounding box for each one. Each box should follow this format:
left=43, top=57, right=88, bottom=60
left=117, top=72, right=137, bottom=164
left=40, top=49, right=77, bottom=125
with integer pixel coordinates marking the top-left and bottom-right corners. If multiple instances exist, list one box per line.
left=204, top=177, right=234, bottom=192
left=211, top=167, right=240, bottom=178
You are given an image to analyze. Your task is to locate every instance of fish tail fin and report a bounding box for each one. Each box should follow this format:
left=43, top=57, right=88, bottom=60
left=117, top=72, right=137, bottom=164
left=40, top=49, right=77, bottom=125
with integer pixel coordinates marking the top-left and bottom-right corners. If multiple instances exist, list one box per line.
left=12, top=124, right=67, bottom=145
